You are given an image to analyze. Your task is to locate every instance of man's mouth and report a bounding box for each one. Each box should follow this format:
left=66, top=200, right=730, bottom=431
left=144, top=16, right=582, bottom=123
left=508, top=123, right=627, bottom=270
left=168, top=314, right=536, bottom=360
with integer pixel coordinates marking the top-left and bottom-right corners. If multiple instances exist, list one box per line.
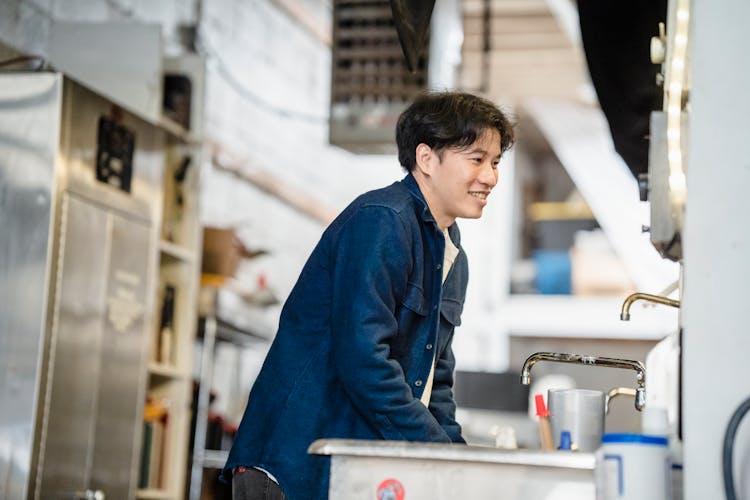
left=469, top=191, right=489, bottom=200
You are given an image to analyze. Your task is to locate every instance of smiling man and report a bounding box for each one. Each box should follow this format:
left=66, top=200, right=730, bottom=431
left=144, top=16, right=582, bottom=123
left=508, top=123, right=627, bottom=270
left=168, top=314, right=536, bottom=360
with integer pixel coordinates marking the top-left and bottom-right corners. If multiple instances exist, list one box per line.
left=224, top=91, right=515, bottom=500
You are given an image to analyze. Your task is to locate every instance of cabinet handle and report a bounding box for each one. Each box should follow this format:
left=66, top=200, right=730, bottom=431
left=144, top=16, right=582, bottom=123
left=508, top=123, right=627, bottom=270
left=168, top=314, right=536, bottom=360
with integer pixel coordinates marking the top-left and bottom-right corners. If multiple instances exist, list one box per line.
left=71, top=490, right=105, bottom=500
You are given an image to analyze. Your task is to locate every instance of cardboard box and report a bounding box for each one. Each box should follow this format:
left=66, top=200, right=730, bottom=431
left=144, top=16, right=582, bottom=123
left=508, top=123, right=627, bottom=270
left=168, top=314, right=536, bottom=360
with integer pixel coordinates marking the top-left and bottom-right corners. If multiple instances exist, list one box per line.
left=201, top=227, right=240, bottom=277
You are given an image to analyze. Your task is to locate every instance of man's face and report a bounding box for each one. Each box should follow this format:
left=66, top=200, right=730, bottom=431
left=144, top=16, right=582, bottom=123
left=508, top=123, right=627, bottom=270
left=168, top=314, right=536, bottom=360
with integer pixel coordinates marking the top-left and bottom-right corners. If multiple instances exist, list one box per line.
left=425, top=128, right=502, bottom=226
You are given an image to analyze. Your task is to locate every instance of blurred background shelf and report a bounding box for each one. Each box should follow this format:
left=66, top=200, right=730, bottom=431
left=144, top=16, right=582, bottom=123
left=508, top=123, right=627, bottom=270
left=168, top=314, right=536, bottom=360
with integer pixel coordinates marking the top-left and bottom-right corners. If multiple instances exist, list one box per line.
left=159, top=240, right=197, bottom=263
left=200, top=449, right=229, bottom=470
left=137, top=487, right=174, bottom=499
left=148, top=362, right=189, bottom=380
left=506, top=295, right=677, bottom=340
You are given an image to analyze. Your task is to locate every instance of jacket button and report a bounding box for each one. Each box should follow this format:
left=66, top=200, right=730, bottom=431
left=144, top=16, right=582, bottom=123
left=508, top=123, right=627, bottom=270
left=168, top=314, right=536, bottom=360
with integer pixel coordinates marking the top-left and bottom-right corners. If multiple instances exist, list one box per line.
left=426, top=344, right=433, bottom=350
left=415, top=380, right=423, bottom=387
left=436, top=264, right=442, bottom=270
left=433, top=304, right=438, bottom=310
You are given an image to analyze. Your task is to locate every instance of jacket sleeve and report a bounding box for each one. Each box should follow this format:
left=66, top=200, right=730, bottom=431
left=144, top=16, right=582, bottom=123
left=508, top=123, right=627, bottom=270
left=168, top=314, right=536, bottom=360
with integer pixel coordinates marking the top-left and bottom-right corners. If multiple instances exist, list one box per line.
left=428, top=332, right=465, bottom=443
left=329, top=205, right=452, bottom=443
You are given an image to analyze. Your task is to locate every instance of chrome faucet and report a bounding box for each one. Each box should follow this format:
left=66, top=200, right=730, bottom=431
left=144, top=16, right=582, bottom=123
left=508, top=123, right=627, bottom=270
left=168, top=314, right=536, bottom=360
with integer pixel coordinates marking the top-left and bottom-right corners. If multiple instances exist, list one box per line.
left=520, top=352, right=647, bottom=411
left=620, top=292, right=680, bottom=321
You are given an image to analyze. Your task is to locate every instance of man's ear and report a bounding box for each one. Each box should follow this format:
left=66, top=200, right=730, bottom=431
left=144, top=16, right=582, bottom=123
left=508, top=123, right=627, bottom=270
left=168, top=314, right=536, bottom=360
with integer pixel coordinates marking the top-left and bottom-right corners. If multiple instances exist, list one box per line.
left=414, top=143, right=435, bottom=177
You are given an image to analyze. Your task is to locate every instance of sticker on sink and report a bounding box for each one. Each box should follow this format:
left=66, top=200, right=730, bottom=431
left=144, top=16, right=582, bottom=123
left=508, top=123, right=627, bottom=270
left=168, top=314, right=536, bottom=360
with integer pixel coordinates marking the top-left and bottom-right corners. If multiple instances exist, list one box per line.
left=376, top=478, right=405, bottom=500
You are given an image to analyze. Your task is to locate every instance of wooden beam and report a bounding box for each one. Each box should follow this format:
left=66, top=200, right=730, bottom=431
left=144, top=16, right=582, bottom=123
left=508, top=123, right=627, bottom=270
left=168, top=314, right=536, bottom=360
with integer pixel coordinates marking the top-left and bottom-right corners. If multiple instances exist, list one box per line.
left=209, top=140, right=338, bottom=226
left=463, top=32, right=573, bottom=51
left=464, top=16, right=561, bottom=35
left=463, top=0, right=549, bottom=16
left=270, top=0, right=332, bottom=47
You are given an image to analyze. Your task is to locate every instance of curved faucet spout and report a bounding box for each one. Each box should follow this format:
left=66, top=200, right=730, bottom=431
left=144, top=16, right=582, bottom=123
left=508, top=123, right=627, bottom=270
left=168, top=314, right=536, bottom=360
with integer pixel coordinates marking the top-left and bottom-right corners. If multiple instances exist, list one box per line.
left=606, top=387, right=637, bottom=414
left=520, top=351, right=647, bottom=411
left=620, top=292, right=680, bottom=321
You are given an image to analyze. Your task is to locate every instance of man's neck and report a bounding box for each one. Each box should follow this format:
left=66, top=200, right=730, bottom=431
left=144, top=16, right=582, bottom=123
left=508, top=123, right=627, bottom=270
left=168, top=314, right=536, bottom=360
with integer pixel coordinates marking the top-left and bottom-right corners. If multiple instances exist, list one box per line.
left=411, top=170, right=454, bottom=230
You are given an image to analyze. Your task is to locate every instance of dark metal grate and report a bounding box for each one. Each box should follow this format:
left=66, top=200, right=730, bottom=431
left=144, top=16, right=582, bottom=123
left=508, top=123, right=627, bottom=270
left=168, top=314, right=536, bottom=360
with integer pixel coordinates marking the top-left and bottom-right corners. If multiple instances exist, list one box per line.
left=330, top=0, right=429, bottom=153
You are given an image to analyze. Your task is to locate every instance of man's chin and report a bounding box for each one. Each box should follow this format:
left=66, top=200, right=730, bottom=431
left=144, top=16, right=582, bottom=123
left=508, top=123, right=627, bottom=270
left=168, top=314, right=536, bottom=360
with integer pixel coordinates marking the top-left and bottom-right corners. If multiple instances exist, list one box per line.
left=459, top=211, right=484, bottom=220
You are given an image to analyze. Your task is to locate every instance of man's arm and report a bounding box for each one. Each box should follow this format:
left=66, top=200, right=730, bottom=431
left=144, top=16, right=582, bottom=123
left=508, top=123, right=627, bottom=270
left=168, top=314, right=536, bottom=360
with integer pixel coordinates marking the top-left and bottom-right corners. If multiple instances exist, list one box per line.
left=329, top=205, right=451, bottom=443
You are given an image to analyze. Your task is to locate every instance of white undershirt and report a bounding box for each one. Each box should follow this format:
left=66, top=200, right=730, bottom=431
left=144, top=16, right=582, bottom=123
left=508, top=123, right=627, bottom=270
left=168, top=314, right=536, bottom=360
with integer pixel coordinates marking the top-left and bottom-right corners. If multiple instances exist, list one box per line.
left=420, top=229, right=459, bottom=407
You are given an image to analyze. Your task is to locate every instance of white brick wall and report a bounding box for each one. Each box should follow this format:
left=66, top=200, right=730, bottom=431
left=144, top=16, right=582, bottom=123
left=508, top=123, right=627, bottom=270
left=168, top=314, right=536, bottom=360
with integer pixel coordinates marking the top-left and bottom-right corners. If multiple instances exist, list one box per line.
left=196, top=0, right=403, bottom=328
left=1, top=0, right=506, bottom=371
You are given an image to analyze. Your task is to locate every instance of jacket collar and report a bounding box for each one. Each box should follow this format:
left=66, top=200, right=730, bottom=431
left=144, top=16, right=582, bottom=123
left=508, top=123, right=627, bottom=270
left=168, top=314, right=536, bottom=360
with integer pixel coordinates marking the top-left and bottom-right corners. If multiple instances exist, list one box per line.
left=401, top=173, right=461, bottom=246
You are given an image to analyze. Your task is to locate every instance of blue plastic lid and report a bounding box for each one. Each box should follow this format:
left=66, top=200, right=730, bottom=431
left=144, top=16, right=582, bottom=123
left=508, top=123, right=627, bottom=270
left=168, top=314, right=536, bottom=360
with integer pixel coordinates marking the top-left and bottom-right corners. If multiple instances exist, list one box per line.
left=602, top=433, right=668, bottom=446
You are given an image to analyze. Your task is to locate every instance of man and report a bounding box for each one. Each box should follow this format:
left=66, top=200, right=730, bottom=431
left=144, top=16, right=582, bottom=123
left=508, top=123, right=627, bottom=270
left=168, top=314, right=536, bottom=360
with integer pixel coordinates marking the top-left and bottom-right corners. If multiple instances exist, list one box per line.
left=224, top=91, right=515, bottom=500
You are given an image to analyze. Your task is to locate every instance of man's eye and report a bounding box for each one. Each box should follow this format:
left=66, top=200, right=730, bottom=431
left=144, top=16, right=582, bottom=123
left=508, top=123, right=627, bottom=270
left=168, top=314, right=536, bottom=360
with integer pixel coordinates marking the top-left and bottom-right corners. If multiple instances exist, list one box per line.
left=471, top=158, right=482, bottom=163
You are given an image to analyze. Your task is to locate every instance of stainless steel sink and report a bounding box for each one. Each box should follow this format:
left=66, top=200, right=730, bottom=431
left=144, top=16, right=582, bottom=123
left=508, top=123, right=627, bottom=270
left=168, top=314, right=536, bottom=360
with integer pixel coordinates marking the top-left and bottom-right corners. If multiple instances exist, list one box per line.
left=309, top=439, right=595, bottom=500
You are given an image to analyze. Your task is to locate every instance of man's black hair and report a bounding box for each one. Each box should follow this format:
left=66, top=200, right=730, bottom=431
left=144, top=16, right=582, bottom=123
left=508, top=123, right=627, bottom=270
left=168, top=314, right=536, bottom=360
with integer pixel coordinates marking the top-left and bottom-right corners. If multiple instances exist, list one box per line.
left=396, top=91, right=515, bottom=172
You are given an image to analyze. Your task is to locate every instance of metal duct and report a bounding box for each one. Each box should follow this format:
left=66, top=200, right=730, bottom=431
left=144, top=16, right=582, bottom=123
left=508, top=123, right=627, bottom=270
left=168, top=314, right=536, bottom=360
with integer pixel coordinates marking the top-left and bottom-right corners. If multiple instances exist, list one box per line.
left=390, top=0, right=436, bottom=72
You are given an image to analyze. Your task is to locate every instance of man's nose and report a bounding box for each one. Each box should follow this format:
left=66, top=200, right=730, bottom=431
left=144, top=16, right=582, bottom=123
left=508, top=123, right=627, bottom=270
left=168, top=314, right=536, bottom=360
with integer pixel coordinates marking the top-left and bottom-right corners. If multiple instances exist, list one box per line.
left=478, top=162, right=498, bottom=187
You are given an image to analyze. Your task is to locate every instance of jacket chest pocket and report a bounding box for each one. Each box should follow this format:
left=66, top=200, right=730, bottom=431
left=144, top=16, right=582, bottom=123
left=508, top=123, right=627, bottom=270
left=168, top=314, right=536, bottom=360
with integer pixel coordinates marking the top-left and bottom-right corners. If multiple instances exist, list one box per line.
left=393, top=284, right=428, bottom=354
left=401, top=283, right=428, bottom=316
left=437, top=297, right=463, bottom=354
left=440, top=297, right=463, bottom=327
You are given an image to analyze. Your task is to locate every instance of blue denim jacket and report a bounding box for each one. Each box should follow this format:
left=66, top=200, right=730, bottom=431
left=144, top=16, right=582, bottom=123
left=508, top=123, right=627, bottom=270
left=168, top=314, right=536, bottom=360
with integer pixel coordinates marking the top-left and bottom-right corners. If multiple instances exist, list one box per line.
left=224, top=173, right=468, bottom=500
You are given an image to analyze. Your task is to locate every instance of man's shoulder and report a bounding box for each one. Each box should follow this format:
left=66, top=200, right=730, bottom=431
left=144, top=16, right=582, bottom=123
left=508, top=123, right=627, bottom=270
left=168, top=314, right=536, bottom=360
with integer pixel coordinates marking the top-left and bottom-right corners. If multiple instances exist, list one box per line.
left=357, top=180, right=413, bottom=211
left=323, top=179, right=421, bottom=240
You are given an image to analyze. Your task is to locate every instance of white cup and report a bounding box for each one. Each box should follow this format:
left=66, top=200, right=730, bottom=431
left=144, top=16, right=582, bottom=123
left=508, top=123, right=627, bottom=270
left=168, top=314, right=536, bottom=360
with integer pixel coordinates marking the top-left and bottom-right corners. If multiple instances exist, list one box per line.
left=595, top=433, right=672, bottom=500
left=548, top=388, right=605, bottom=452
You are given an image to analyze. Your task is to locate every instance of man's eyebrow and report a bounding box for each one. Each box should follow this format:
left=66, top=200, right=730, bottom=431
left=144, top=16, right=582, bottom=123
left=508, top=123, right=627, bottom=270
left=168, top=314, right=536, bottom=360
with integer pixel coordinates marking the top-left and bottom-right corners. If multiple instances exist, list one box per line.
left=462, top=147, right=501, bottom=159
left=462, top=147, right=488, bottom=155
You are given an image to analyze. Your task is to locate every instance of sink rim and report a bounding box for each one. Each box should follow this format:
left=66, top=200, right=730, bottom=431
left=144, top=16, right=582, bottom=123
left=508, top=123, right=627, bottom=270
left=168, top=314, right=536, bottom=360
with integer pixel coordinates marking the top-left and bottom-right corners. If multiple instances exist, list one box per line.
left=308, top=438, right=595, bottom=470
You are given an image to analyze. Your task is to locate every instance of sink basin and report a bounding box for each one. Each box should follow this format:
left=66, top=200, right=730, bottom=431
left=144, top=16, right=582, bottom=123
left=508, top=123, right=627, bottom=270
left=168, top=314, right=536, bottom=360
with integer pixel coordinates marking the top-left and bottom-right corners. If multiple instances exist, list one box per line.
left=309, top=439, right=595, bottom=500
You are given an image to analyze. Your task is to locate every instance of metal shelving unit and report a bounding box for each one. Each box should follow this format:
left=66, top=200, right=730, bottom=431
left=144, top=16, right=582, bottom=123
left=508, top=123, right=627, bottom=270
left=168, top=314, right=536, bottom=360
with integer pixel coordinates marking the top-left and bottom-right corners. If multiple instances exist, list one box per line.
left=188, top=289, right=272, bottom=499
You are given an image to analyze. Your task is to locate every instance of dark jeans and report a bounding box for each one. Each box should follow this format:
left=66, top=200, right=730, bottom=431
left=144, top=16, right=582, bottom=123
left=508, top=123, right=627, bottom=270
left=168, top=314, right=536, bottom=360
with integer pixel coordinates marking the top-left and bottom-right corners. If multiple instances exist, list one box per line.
left=232, top=467, right=286, bottom=500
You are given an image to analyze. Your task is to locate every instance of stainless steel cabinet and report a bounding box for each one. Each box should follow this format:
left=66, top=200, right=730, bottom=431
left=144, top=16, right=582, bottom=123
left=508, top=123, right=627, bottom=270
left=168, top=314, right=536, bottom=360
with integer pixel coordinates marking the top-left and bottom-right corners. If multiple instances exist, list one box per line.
left=0, top=72, right=164, bottom=500
left=0, top=72, right=61, bottom=500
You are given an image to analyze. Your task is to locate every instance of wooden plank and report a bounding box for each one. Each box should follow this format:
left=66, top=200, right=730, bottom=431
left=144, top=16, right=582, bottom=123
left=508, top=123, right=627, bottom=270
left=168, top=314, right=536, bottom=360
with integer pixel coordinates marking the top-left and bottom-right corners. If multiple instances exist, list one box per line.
left=270, top=0, right=332, bottom=46
left=462, top=47, right=585, bottom=64
left=470, top=15, right=565, bottom=30
left=464, top=0, right=549, bottom=16
left=483, top=32, right=573, bottom=50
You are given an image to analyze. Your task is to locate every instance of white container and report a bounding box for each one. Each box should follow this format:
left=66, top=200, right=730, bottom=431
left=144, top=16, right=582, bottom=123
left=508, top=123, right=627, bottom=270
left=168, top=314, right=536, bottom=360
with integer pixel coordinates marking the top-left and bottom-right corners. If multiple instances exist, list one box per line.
left=595, top=433, right=671, bottom=500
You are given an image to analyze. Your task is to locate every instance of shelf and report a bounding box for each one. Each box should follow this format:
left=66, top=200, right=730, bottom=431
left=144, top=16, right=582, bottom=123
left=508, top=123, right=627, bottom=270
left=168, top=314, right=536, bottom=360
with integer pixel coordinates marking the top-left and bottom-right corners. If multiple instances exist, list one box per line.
left=214, top=318, right=272, bottom=346
left=159, top=115, right=202, bottom=145
left=506, top=294, right=678, bottom=340
left=148, top=362, right=188, bottom=380
left=528, top=201, right=594, bottom=221
left=159, top=240, right=197, bottom=263
left=137, top=488, right=173, bottom=499
left=200, top=449, right=229, bottom=469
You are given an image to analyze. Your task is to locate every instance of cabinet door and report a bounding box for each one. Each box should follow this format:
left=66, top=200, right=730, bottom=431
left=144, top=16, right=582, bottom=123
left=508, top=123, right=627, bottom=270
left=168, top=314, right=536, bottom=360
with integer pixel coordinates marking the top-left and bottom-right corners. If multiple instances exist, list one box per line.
left=90, top=207, right=151, bottom=499
left=39, top=193, right=110, bottom=497
left=40, top=193, right=152, bottom=499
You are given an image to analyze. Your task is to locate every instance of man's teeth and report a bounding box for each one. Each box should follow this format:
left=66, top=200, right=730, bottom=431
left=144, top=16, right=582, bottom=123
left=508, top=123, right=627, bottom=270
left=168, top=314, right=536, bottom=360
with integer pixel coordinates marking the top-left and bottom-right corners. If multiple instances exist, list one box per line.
left=469, top=192, right=487, bottom=199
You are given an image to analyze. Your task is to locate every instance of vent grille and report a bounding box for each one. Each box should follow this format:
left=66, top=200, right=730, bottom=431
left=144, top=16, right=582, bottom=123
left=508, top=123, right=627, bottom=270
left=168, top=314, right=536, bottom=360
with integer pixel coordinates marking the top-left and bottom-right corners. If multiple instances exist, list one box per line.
left=330, top=0, right=429, bottom=153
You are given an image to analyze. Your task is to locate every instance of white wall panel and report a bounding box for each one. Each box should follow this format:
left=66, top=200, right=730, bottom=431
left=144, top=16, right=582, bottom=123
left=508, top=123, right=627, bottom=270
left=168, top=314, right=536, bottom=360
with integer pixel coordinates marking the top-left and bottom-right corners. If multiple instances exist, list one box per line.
left=682, top=1, right=750, bottom=497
